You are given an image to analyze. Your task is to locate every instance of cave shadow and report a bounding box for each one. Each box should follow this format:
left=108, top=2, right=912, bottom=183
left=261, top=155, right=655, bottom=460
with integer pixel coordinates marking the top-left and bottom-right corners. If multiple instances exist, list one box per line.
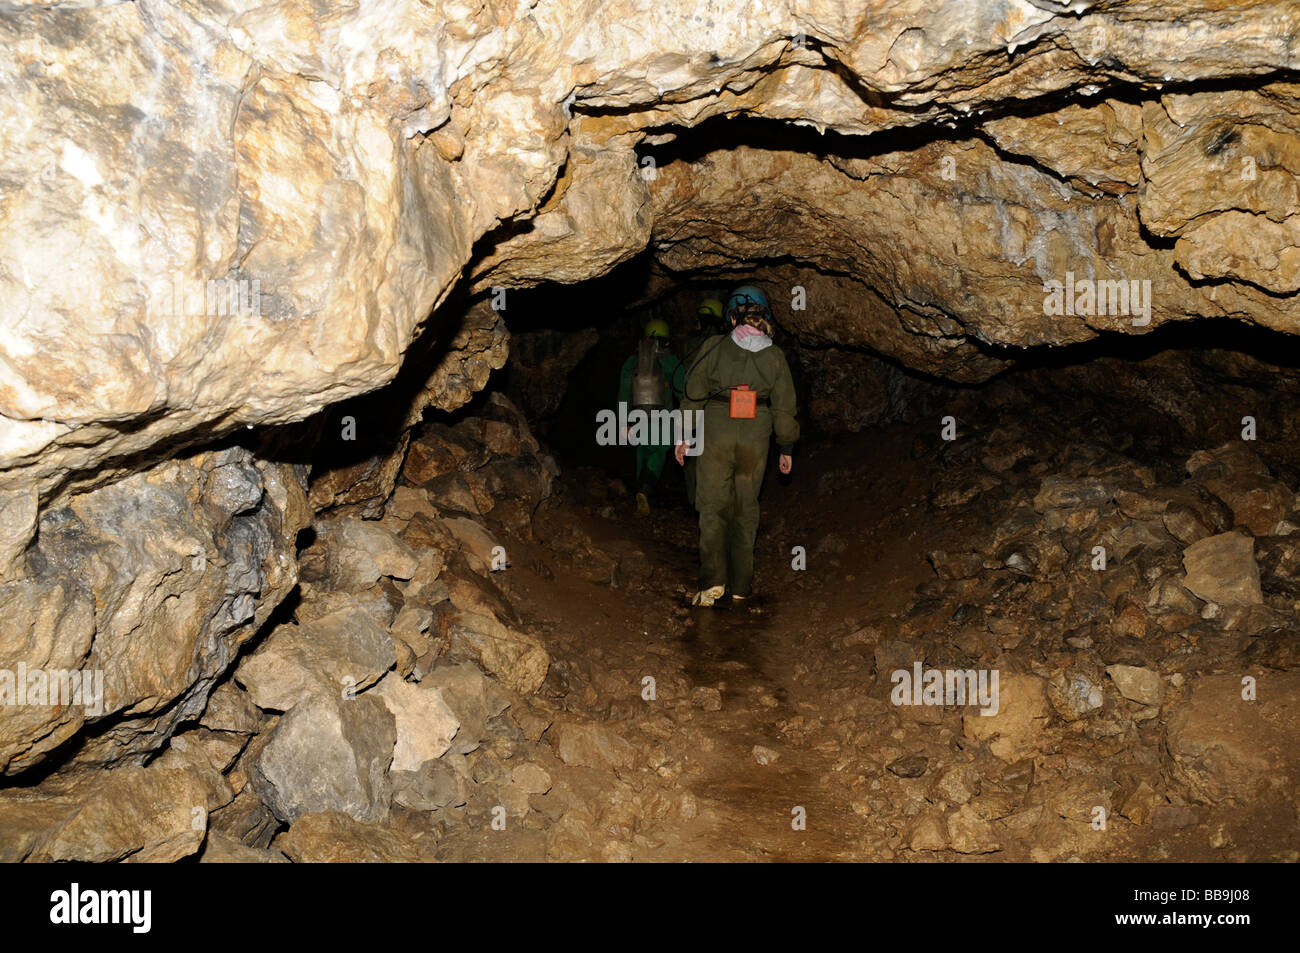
left=977, top=316, right=1300, bottom=375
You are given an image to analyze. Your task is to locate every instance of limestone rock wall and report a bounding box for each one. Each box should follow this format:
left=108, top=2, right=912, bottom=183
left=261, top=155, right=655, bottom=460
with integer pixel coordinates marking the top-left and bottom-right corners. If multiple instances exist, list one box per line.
left=2, top=444, right=309, bottom=775
left=4, top=0, right=1300, bottom=508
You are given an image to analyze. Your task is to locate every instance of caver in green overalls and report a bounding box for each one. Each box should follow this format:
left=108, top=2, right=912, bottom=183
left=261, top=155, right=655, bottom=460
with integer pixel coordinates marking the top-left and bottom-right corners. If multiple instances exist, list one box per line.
left=618, top=324, right=685, bottom=510
left=678, top=292, right=798, bottom=601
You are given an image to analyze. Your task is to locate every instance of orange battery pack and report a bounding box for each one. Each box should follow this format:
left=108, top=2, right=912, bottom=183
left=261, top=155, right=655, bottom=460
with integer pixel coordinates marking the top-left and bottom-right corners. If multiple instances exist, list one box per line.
left=729, top=385, right=757, bottom=419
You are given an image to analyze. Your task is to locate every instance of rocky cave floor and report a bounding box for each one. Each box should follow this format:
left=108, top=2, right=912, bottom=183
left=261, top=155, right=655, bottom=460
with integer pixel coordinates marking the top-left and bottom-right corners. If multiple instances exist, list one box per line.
left=441, top=416, right=1300, bottom=863
left=7, top=382, right=1298, bottom=863
left=271, top=393, right=1298, bottom=861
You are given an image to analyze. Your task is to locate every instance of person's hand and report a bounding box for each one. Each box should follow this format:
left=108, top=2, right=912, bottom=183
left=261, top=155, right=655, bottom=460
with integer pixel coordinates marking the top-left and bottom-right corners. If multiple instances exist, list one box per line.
left=675, top=442, right=689, bottom=466
left=779, top=453, right=793, bottom=475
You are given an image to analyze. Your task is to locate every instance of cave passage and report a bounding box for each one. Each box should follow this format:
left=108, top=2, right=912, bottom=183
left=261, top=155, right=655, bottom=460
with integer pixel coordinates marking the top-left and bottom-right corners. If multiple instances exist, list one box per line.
left=7, top=4, right=1300, bottom=876
left=388, top=265, right=1300, bottom=862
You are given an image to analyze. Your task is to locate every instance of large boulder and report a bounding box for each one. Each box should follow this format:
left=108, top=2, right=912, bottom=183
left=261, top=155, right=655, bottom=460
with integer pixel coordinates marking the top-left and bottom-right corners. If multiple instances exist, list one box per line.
left=1182, top=532, right=1263, bottom=605
left=420, top=662, right=511, bottom=757
left=370, top=672, right=460, bottom=771
left=549, top=719, right=638, bottom=771
left=299, top=517, right=419, bottom=591
left=308, top=432, right=412, bottom=519
left=437, top=558, right=549, bottom=695
left=445, top=602, right=550, bottom=697
left=442, top=516, right=505, bottom=573
left=198, top=832, right=289, bottom=864
left=1187, top=443, right=1293, bottom=535
left=251, top=693, right=396, bottom=824
left=235, top=606, right=396, bottom=712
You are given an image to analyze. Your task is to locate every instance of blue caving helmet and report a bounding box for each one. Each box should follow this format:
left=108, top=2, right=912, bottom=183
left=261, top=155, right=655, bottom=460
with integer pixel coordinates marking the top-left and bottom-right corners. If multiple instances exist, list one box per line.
left=726, top=284, right=770, bottom=322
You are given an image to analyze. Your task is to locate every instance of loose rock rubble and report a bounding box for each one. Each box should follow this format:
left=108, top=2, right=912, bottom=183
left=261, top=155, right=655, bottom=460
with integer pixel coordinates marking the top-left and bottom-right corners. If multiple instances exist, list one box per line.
left=788, top=413, right=1300, bottom=861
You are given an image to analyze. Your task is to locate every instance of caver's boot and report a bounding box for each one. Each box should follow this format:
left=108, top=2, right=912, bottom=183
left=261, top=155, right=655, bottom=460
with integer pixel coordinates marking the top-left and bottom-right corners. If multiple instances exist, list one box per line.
left=635, top=491, right=651, bottom=516
left=691, top=584, right=726, bottom=607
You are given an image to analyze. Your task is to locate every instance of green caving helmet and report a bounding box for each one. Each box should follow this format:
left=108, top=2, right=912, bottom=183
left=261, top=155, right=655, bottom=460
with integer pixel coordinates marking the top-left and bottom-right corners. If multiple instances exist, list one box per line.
left=644, top=318, right=670, bottom=339
left=697, top=298, right=724, bottom=322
